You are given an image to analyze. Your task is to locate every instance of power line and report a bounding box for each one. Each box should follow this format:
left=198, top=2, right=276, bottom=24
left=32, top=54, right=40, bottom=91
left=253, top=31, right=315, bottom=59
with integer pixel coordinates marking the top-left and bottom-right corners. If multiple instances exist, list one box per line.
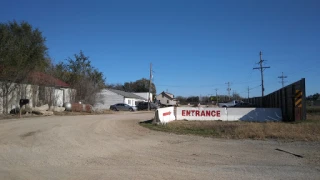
left=278, top=72, right=287, bottom=88
left=246, top=59, right=259, bottom=81
left=250, top=85, right=262, bottom=90
left=156, top=80, right=260, bottom=88
left=253, top=51, right=270, bottom=105
left=246, top=85, right=262, bottom=99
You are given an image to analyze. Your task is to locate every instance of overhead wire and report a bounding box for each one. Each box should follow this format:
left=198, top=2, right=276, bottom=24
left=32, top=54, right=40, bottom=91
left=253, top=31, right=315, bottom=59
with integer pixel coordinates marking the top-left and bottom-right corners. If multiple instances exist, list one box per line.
left=157, top=79, right=261, bottom=88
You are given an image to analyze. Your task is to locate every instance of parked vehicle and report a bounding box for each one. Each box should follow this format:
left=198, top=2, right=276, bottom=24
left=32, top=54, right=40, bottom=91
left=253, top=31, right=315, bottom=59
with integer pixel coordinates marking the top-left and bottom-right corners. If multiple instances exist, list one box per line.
left=233, top=102, right=256, bottom=107
left=110, top=103, right=136, bottom=111
left=137, top=102, right=158, bottom=110
left=218, top=100, right=242, bottom=107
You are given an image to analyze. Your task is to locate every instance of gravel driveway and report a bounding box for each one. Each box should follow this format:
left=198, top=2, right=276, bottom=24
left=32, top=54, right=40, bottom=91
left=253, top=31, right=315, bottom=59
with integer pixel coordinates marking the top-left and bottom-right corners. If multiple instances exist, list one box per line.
left=0, top=112, right=319, bottom=180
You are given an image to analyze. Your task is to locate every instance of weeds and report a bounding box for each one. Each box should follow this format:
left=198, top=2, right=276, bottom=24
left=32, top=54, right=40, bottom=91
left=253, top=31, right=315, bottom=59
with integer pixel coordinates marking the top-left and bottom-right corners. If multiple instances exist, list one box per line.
left=307, top=106, right=320, bottom=114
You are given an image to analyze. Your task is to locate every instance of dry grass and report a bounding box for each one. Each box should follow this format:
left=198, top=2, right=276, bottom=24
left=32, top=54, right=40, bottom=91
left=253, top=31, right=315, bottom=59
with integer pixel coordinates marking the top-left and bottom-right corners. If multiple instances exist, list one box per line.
left=141, top=114, right=320, bottom=141
left=307, top=106, right=320, bottom=114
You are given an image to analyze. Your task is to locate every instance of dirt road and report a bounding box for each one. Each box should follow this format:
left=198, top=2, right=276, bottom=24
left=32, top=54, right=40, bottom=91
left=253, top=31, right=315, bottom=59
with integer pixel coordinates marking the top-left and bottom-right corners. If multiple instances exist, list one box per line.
left=0, top=112, right=319, bottom=180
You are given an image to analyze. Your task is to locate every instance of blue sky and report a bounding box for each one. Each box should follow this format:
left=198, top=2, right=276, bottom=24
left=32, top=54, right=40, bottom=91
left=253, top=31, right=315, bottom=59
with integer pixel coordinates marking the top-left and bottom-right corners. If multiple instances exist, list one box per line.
left=1, top=0, right=319, bottom=97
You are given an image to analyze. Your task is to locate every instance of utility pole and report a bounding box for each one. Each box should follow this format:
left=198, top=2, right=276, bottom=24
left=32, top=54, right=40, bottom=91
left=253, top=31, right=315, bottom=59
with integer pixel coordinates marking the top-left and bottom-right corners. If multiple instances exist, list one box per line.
left=253, top=51, right=270, bottom=106
left=278, top=72, right=287, bottom=88
left=226, top=82, right=231, bottom=100
left=148, top=63, right=152, bottom=111
left=215, top=88, right=218, bottom=104
left=247, top=86, right=250, bottom=99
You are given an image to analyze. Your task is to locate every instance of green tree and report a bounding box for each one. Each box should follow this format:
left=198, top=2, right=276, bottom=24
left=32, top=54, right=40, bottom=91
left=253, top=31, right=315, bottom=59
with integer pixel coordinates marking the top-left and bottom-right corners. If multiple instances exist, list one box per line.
left=108, top=78, right=156, bottom=95
left=176, top=96, right=187, bottom=105
left=210, top=96, right=217, bottom=101
left=186, top=96, right=199, bottom=103
left=106, top=83, right=125, bottom=91
left=307, top=93, right=320, bottom=101
left=0, top=20, right=49, bottom=113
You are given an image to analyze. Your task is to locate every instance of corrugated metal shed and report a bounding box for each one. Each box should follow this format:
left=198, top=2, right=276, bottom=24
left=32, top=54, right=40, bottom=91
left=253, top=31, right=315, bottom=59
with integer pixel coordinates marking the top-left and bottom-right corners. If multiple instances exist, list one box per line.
left=107, top=89, right=146, bottom=100
left=93, top=89, right=147, bottom=110
left=94, top=89, right=124, bottom=110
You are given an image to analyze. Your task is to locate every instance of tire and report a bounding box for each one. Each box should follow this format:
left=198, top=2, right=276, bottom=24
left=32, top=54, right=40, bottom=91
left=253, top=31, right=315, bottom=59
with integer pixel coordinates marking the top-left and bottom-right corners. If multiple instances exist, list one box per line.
left=129, top=108, right=134, bottom=112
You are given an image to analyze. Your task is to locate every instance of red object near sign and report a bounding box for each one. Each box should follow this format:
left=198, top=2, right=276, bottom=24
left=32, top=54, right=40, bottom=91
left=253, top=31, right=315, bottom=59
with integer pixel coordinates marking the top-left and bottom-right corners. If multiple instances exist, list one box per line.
left=71, top=103, right=93, bottom=113
left=163, top=111, right=171, bottom=116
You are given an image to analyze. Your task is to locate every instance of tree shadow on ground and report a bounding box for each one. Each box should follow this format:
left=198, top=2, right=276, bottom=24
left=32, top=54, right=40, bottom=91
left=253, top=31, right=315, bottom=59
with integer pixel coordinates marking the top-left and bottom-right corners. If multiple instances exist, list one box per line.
left=139, top=119, right=154, bottom=124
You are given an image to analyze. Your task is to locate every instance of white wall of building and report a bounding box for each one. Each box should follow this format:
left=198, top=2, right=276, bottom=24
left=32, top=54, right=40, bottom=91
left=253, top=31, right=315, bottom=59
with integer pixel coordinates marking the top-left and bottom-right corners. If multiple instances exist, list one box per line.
left=93, top=89, right=124, bottom=110
left=63, top=88, right=70, bottom=103
left=0, top=82, right=74, bottom=114
left=0, top=83, right=34, bottom=114
left=156, top=94, right=177, bottom=106
left=54, top=89, right=64, bottom=107
left=133, top=92, right=151, bottom=101
left=124, top=97, right=145, bottom=107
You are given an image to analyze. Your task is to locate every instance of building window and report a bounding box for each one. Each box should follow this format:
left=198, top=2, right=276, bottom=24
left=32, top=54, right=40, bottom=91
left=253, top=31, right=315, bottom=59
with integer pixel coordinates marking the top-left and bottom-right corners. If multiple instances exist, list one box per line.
left=167, top=100, right=169, bottom=103
left=128, top=100, right=131, bottom=105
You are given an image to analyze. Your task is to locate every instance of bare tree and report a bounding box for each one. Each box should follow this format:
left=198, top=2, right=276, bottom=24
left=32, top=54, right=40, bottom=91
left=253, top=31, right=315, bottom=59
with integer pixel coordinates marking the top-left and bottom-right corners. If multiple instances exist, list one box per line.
left=53, top=51, right=106, bottom=105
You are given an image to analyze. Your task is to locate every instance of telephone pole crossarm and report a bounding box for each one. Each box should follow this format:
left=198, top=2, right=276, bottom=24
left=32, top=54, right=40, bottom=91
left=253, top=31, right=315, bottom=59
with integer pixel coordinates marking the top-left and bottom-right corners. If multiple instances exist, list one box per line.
left=278, top=72, right=288, bottom=88
left=253, top=51, right=270, bottom=106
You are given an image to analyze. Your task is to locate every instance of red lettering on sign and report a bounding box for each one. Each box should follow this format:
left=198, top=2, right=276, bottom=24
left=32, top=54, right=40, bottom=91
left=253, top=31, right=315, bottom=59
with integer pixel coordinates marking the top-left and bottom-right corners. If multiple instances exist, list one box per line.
left=181, top=109, right=222, bottom=117
left=211, top=111, right=216, bottom=117
left=191, top=110, right=195, bottom=116
left=206, top=110, right=210, bottom=116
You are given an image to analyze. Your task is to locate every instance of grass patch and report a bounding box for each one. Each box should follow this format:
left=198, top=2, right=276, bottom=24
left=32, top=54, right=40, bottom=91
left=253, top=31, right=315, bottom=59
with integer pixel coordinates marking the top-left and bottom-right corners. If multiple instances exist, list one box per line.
left=140, top=115, right=320, bottom=141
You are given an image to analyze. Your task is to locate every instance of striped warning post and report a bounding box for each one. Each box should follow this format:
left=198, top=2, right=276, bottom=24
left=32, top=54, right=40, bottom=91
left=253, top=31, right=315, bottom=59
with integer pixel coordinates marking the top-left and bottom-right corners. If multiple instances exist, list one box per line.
left=295, top=90, right=302, bottom=108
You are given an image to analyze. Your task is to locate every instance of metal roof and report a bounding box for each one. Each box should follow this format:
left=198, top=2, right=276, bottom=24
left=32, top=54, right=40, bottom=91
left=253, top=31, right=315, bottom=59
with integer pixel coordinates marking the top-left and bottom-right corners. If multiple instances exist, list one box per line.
left=28, top=72, right=70, bottom=88
left=107, top=89, right=147, bottom=100
left=0, top=67, right=70, bottom=88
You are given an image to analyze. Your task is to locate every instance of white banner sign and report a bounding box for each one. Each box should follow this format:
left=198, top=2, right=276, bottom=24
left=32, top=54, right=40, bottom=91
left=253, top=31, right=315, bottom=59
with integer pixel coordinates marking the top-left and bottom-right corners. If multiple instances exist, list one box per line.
left=156, top=107, right=175, bottom=123
left=227, top=108, right=282, bottom=122
left=176, top=107, right=282, bottom=122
